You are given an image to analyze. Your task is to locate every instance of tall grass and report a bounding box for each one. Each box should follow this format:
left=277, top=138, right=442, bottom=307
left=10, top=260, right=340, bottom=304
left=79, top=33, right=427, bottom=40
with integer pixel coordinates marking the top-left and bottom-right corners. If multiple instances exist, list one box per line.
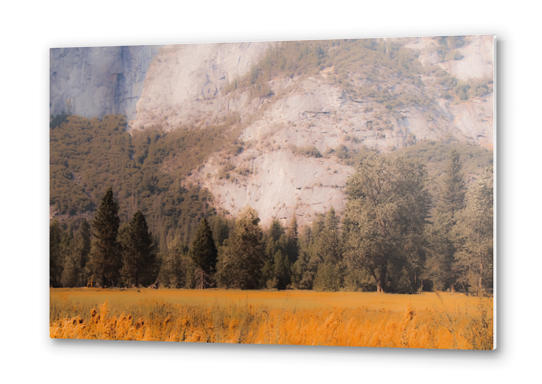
left=50, top=290, right=493, bottom=349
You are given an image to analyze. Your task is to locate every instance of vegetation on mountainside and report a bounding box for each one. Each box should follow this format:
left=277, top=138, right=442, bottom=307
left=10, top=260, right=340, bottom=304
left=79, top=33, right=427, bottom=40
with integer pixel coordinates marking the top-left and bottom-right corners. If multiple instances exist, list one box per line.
left=223, top=38, right=493, bottom=111
left=50, top=114, right=243, bottom=250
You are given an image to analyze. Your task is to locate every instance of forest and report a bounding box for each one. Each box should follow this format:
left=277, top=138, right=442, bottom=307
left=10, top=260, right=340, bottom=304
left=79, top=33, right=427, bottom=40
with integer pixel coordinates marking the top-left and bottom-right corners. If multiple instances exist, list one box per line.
left=50, top=147, right=493, bottom=294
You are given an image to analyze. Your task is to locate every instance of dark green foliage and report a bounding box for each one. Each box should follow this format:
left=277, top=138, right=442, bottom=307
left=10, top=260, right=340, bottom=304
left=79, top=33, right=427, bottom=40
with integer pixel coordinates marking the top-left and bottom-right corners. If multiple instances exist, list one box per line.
left=159, top=240, right=190, bottom=288
left=78, top=219, right=91, bottom=283
left=60, top=249, right=79, bottom=288
left=436, top=149, right=466, bottom=219
left=273, top=250, right=290, bottom=290
left=286, top=213, right=299, bottom=263
left=50, top=114, right=222, bottom=250
left=50, top=113, right=70, bottom=129
left=190, top=217, right=218, bottom=288
left=315, top=207, right=341, bottom=265
left=452, top=166, right=494, bottom=293
left=313, top=263, right=341, bottom=292
left=290, top=208, right=343, bottom=291
left=88, top=187, right=121, bottom=287
left=216, top=206, right=263, bottom=289
left=209, top=215, right=232, bottom=248
left=224, top=39, right=437, bottom=113
left=119, top=211, right=157, bottom=287
left=399, top=140, right=493, bottom=210
left=437, top=36, right=467, bottom=62
left=50, top=219, right=62, bottom=287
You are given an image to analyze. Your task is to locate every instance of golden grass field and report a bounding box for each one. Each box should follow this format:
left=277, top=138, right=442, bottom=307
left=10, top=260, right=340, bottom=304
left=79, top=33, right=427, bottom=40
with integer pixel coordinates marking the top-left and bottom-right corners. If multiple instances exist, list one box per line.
left=50, top=289, right=494, bottom=349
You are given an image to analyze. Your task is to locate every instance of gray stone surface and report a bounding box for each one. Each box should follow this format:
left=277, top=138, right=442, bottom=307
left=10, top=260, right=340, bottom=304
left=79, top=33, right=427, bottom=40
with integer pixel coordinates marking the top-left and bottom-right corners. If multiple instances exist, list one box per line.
left=50, top=45, right=161, bottom=121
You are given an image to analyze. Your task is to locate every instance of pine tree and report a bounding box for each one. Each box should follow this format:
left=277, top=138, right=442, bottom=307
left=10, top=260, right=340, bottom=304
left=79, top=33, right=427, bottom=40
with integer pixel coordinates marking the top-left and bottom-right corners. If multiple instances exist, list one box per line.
left=78, top=219, right=91, bottom=285
left=88, top=187, right=121, bottom=287
left=453, top=166, right=494, bottom=293
left=427, top=149, right=467, bottom=292
left=119, top=210, right=156, bottom=287
left=50, top=219, right=62, bottom=287
left=216, top=206, right=263, bottom=289
left=159, top=239, right=189, bottom=288
left=437, top=149, right=466, bottom=220
left=286, top=213, right=299, bottom=263
left=273, top=250, right=290, bottom=290
left=61, top=247, right=80, bottom=287
left=190, top=217, right=218, bottom=288
left=317, top=207, right=341, bottom=264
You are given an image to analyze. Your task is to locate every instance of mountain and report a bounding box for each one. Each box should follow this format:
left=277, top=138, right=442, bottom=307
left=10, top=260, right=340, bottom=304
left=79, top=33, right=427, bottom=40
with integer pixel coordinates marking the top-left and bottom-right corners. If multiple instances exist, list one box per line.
left=50, top=36, right=494, bottom=232
left=50, top=45, right=161, bottom=120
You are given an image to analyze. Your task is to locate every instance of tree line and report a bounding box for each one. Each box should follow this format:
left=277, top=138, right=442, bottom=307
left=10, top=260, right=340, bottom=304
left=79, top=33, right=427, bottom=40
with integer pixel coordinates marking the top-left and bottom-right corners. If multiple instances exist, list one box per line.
left=50, top=150, right=493, bottom=294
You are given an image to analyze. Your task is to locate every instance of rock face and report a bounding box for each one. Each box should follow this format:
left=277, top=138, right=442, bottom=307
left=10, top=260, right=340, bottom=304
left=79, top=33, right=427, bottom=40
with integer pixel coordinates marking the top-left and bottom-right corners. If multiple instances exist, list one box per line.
left=131, top=42, right=271, bottom=130
left=51, top=36, right=494, bottom=228
left=192, top=149, right=352, bottom=228
left=50, top=45, right=161, bottom=120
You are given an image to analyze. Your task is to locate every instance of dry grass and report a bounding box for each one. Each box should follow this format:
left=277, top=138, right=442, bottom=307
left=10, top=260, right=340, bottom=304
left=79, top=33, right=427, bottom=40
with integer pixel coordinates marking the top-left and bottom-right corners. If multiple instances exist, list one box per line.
left=50, top=289, right=493, bottom=349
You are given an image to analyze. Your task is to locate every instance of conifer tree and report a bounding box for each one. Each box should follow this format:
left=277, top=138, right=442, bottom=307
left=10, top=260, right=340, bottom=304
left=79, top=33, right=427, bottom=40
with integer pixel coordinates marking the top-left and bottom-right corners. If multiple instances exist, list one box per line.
left=88, top=187, right=121, bottom=287
left=216, top=206, right=263, bottom=289
left=190, top=217, right=218, bottom=288
left=317, top=207, right=341, bottom=264
left=286, top=213, right=299, bottom=263
left=61, top=247, right=80, bottom=287
left=119, top=210, right=156, bottom=287
left=159, top=240, right=189, bottom=288
left=78, top=219, right=91, bottom=284
left=437, top=149, right=466, bottom=220
left=453, top=166, right=494, bottom=293
left=427, top=149, right=467, bottom=292
left=273, top=250, right=290, bottom=290
left=50, top=219, right=62, bottom=287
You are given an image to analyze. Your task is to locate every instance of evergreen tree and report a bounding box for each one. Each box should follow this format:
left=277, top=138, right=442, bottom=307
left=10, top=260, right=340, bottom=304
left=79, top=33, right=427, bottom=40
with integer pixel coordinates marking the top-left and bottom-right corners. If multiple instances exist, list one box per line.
left=210, top=215, right=231, bottom=248
left=61, top=246, right=80, bottom=287
left=190, top=217, right=218, bottom=288
left=159, top=239, right=189, bottom=288
left=427, top=149, right=467, bottom=292
left=216, top=206, right=263, bottom=289
left=286, top=213, right=299, bottom=263
left=436, top=149, right=466, bottom=219
left=273, top=250, right=290, bottom=290
left=453, top=166, right=494, bottom=293
left=50, top=219, right=63, bottom=287
left=313, top=263, right=341, bottom=292
left=316, top=207, right=342, bottom=264
left=119, top=210, right=157, bottom=287
left=88, top=187, right=121, bottom=287
left=78, top=219, right=91, bottom=285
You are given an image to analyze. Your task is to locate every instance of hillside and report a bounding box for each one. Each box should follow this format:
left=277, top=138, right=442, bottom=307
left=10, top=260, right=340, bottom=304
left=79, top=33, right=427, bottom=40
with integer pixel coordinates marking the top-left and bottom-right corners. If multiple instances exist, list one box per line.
left=50, top=36, right=494, bottom=238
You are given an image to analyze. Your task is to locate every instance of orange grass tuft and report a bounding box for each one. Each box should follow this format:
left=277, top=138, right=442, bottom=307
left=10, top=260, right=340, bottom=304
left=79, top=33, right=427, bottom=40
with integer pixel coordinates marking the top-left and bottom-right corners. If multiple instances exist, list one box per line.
left=50, top=290, right=493, bottom=349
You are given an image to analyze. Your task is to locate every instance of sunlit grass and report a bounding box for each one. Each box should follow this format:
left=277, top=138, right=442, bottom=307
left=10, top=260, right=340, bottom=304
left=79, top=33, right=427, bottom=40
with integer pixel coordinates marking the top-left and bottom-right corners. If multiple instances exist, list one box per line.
left=50, top=289, right=493, bottom=349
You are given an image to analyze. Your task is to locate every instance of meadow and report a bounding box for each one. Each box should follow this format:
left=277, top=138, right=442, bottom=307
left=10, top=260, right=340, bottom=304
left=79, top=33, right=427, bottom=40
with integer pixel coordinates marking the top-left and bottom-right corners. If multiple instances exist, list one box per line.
left=50, top=289, right=493, bottom=350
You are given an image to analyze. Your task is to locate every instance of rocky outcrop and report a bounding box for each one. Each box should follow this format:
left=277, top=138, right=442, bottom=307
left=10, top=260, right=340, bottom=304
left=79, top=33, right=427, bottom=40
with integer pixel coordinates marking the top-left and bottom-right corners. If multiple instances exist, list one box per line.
left=131, top=42, right=271, bottom=130
left=50, top=45, right=161, bottom=120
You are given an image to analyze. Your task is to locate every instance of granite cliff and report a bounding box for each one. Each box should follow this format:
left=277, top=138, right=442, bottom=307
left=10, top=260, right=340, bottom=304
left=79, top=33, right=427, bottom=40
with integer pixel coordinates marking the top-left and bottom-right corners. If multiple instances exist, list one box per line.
left=50, top=45, right=161, bottom=120
left=50, top=36, right=494, bottom=228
